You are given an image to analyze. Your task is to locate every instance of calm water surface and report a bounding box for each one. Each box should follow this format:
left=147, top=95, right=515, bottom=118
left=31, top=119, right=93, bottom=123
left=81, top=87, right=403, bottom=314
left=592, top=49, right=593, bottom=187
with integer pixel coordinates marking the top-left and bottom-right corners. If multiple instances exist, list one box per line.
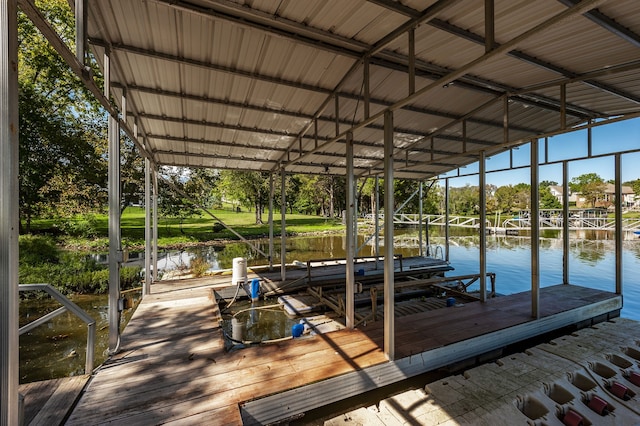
left=19, top=228, right=640, bottom=382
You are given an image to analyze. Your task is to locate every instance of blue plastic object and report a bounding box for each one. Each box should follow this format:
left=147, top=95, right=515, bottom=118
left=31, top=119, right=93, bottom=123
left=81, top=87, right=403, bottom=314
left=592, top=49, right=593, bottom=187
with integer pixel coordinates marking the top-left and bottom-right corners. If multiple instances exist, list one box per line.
left=446, top=297, right=456, bottom=307
left=292, top=323, right=304, bottom=338
left=250, top=278, right=260, bottom=300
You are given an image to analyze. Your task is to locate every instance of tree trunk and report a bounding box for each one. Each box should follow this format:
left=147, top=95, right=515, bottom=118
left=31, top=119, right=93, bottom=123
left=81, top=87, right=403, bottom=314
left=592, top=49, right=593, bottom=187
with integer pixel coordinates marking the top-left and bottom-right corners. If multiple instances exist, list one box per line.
left=255, top=200, right=263, bottom=224
left=329, top=178, right=335, bottom=218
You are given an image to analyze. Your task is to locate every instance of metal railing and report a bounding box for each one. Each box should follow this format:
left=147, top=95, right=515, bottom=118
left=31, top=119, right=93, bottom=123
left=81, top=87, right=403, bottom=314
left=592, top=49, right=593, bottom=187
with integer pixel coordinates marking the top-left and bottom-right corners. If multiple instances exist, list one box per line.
left=19, top=284, right=96, bottom=375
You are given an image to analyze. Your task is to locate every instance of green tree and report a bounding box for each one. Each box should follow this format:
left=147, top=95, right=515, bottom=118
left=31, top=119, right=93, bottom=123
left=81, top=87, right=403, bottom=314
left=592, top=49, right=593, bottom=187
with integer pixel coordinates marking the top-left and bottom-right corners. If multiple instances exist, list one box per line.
left=539, top=186, right=562, bottom=209
left=449, top=185, right=478, bottom=215
left=495, top=185, right=517, bottom=213
left=18, top=0, right=107, bottom=230
left=157, top=168, right=201, bottom=234
left=569, top=173, right=606, bottom=208
left=218, top=171, right=271, bottom=224
left=513, top=183, right=531, bottom=210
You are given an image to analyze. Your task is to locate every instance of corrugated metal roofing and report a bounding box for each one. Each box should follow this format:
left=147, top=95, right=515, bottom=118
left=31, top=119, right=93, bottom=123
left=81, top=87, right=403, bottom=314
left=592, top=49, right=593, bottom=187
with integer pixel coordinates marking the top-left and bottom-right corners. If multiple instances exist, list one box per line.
left=86, top=0, right=640, bottom=180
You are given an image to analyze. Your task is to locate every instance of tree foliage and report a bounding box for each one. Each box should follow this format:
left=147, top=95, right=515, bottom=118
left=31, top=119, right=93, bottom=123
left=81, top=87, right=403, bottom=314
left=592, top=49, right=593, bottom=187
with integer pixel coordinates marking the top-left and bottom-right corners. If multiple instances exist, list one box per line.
left=217, top=171, right=271, bottom=224
left=18, top=0, right=107, bottom=231
left=569, top=173, right=606, bottom=208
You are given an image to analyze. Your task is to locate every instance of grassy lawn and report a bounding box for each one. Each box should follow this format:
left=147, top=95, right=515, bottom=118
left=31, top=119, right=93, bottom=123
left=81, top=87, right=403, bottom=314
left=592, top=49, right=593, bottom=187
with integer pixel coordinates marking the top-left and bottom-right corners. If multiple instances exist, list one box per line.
left=28, top=207, right=345, bottom=250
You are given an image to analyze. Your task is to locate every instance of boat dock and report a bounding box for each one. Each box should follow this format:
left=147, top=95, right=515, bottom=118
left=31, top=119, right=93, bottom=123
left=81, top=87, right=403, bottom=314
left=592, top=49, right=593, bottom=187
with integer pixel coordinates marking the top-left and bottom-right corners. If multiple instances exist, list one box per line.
left=327, top=317, right=640, bottom=425
left=51, top=262, right=621, bottom=425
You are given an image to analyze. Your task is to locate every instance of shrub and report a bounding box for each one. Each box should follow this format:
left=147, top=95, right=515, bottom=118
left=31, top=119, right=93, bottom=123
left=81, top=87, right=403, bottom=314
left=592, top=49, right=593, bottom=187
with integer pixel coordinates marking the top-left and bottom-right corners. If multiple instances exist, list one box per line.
left=190, top=256, right=210, bottom=277
left=19, top=235, right=59, bottom=265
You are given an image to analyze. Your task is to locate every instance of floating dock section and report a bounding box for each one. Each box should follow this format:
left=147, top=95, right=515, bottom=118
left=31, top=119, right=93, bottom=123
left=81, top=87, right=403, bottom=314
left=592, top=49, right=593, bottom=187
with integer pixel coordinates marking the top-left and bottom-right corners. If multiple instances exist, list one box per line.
left=326, top=318, right=640, bottom=425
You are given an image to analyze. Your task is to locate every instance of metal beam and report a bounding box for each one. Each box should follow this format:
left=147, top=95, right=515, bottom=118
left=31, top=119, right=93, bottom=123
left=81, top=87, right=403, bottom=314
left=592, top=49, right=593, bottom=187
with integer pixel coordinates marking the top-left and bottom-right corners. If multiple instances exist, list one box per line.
left=429, top=17, right=640, bottom=106
left=345, top=132, right=355, bottom=329
left=531, top=139, right=540, bottom=319
left=152, top=167, right=158, bottom=282
left=615, top=154, right=622, bottom=295
left=74, top=0, right=86, bottom=63
left=418, top=181, right=423, bottom=256
left=126, top=82, right=540, bottom=137
left=445, top=178, right=450, bottom=262
left=383, top=111, right=395, bottom=361
left=269, top=173, right=274, bottom=271
left=0, top=1, right=19, bottom=423
left=144, top=154, right=152, bottom=296
left=556, top=0, right=640, bottom=48
left=280, top=170, right=287, bottom=282
left=562, top=161, right=569, bottom=285
left=408, top=28, right=415, bottom=95
left=107, top=112, right=122, bottom=354
left=375, top=177, right=380, bottom=268
left=17, top=0, right=154, bottom=161
left=479, top=151, right=487, bottom=302
left=484, top=0, right=494, bottom=53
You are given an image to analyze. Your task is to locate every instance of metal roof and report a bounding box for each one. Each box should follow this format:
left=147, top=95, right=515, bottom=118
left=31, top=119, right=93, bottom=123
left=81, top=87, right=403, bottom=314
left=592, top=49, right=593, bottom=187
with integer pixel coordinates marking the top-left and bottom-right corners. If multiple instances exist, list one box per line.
left=86, top=0, right=640, bottom=179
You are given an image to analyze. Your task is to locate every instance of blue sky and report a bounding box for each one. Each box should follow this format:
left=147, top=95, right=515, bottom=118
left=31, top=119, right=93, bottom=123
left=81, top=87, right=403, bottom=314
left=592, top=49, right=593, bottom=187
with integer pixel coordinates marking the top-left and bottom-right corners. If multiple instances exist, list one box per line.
left=442, top=117, right=640, bottom=187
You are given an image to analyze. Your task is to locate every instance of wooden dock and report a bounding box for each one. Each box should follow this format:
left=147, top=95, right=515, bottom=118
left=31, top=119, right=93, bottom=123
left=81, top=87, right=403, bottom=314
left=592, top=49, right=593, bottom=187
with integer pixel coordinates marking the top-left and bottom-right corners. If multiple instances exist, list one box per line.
left=56, top=271, right=622, bottom=425
left=18, top=375, right=88, bottom=426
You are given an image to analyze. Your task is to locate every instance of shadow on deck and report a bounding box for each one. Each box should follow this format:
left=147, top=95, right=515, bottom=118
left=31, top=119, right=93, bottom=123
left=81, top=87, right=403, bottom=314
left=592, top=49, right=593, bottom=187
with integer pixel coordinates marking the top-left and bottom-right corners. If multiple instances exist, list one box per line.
left=64, top=274, right=621, bottom=425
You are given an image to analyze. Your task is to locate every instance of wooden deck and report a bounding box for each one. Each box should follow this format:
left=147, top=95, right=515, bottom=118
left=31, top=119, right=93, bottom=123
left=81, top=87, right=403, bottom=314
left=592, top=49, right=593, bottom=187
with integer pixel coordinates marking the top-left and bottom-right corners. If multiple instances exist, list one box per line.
left=19, top=375, right=89, bottom=426
left=64, top=277, right=621, bottom=425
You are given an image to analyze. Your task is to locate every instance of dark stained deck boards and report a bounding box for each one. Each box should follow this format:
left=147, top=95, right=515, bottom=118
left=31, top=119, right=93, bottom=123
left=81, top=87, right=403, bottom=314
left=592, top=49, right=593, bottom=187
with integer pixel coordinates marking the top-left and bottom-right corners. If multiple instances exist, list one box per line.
left=65, top=280, right=619, bottom=425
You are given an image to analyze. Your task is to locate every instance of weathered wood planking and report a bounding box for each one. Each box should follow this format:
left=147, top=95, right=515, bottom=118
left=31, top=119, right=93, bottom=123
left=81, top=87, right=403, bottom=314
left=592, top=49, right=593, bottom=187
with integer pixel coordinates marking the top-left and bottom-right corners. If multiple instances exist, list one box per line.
left=18, top=375, right=88, bottom=426
left=66, top=280, right=620, bottom=425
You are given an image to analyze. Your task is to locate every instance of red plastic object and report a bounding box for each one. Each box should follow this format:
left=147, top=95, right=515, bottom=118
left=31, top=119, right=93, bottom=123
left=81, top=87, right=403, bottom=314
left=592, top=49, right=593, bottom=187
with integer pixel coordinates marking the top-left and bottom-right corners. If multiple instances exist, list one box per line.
left=628, top=371, right=640, bottom=387
left=611, top=381, right=629, bottom=399
left=563, top=409, right=584, bottom=426
left=588, top=395, right=609, bottom=415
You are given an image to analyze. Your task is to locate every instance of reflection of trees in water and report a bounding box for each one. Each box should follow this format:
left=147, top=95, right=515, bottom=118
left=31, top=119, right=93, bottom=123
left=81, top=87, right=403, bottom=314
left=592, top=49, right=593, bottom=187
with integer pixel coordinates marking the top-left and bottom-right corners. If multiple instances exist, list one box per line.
left=185, top=231, right=640, bottom=269
left=570, top=240, right=607, bottom=265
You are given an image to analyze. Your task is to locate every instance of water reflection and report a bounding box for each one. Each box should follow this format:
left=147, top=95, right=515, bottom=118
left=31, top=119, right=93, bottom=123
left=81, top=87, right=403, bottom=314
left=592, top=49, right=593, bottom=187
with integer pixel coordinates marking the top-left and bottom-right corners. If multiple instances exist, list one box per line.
left=19, top=228, right=640, bottom=383
left=19, top=293, right=139, bottom=384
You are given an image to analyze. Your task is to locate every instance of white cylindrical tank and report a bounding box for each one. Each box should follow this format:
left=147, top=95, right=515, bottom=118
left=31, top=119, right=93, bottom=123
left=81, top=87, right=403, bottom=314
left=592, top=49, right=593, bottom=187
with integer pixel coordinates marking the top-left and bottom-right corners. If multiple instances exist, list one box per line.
left=232, top=257, right=247, bottom=286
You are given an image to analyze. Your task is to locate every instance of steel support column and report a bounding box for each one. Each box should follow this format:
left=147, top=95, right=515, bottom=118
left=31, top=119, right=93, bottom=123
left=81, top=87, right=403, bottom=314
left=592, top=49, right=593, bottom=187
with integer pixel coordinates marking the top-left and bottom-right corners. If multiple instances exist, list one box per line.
left=383, top=111, right=395, bottom=361
left=418, top=181, right=423, bottom=256
left=562, top=161, right=570, bottom=284
left=281, top=169, right=287, bottom=282
left=531, top=139, right=540, bottom=319
left=615, top=154, right=623, bottom=295
left=0, top=1, right=19, bottom=423
left=144, top=154, right=152, bottom=296
left=445, top=178, right=450, bottom=262
left=345, top=132, right=355, bottom=329
left=105, top=45, right=122, bottom=354
left=140, top=118, right=149, bottom=292
left=269, top=173, right=274, bottom=271
left=479, top=151, right=487, bottom=302
left=152, top=167, right=158, bottom=282
left=74, top=0, right=87, bottom=63
left=375, top=176, right=380, bottom=268
left=107, top=113, right=122, bottom=354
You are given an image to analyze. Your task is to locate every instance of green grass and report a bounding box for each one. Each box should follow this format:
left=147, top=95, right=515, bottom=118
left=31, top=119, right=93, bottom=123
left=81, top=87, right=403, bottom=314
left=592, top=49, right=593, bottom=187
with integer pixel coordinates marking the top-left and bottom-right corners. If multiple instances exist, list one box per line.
left=27, top=207, right=345, bottom=250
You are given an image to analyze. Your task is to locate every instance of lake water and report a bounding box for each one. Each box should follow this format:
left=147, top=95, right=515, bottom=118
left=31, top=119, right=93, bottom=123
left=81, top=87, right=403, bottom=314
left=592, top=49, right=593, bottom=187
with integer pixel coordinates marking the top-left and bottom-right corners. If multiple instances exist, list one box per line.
left=19, top=228, right=640, bottom=382
left=187, top=228, right=640, bottom=320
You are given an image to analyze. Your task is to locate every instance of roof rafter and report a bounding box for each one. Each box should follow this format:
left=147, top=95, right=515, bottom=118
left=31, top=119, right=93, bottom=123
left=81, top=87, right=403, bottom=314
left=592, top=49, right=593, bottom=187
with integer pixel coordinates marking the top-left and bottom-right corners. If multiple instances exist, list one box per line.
left=125, top=83, right=541, bottom=136
left=368, top=0, right=637, bottom=106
